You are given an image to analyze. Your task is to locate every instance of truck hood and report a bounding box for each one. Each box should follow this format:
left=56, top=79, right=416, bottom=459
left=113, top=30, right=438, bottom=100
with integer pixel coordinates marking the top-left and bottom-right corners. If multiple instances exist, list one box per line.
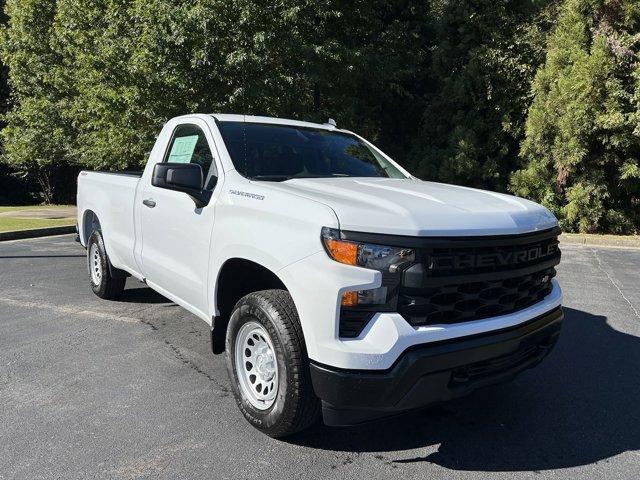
left=259, top=177, right=558, bottom=237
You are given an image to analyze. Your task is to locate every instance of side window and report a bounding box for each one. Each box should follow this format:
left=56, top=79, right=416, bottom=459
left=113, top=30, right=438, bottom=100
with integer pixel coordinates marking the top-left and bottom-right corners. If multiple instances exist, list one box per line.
left=163, top=124, right=216, bottom=187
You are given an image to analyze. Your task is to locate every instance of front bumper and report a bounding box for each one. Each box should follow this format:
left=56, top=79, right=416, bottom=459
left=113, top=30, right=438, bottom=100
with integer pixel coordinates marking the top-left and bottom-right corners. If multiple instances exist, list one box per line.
left=310, top=306, right=563, bottom=426
left=280, top=248, right=562, bottom=371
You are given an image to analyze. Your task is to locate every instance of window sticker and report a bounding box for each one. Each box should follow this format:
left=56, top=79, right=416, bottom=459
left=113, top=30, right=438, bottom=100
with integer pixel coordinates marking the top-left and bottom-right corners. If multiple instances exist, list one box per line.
left=168, top=135, right=199, bottom=163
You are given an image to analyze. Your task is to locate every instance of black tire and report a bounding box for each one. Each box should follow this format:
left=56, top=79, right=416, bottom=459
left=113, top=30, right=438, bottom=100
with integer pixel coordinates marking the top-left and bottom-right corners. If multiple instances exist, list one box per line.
left=87, top=230, right=126, bottom=299
left=225, top=289, right=320, bottom=437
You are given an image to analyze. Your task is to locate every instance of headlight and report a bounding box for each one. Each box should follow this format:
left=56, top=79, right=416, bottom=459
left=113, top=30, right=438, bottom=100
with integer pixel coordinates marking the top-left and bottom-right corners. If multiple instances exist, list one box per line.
left=321, top=227, right=415, bottom=309
left=321, top=227, right=414, bottom=271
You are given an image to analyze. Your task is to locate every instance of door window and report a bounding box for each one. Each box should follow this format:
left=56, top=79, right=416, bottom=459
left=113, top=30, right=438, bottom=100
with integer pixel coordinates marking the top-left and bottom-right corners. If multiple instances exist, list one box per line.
left=164, top=124, right=216, bottom=187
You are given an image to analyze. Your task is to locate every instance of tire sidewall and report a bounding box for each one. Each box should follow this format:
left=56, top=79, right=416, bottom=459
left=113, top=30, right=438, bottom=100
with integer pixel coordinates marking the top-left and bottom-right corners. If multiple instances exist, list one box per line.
left=87, top=230, right=109, bottom=297
left=225, top=299, right=294, bottom=433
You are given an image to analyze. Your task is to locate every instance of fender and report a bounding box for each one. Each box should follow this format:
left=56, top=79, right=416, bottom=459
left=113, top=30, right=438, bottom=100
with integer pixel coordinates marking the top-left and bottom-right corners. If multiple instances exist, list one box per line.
left=207, top=248, right=297, bottom=320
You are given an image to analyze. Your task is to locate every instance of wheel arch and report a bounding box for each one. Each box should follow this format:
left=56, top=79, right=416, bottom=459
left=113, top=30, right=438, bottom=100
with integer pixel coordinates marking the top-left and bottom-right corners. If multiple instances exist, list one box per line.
left=211, top=257, right=292, bottom=354
left=81, top=209, right=102, bottom=246
left=81, top=209, right=129, bottom=280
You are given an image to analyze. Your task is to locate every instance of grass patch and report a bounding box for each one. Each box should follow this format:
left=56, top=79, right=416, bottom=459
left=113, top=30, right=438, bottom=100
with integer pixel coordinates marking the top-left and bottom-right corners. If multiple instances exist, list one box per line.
left=0, top=205, right=76, bottom=233
left=0, top=205, right=74, bottom=213
left=0, top=217, right=75, bottom=233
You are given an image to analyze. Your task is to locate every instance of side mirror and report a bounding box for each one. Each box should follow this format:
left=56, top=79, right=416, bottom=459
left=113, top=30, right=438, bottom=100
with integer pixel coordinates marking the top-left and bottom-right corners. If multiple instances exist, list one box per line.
left=152, top=163, right=211, bottom=208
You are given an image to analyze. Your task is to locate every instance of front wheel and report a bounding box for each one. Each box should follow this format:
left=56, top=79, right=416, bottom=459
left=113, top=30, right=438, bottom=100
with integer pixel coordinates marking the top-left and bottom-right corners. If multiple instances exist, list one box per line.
left=87, top=230, right=126, bottom=299
left=225, top=289, right=320, bottom=437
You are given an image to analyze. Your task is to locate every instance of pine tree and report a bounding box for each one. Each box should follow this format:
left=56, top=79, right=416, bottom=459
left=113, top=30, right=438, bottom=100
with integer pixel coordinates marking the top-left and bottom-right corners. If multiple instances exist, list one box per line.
left=512, top=0, right=640, bottom=233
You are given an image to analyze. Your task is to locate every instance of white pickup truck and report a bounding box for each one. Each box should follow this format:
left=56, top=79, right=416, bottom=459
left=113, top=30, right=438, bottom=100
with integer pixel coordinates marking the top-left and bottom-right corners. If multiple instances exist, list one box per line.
left=77, top=114, right=563, bottom=437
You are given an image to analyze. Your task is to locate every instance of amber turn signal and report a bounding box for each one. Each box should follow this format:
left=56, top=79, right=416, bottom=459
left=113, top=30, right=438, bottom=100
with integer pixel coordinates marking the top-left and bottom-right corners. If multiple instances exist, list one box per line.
left=341, top=290, right=358, bottom=307
left=323, top=237, right=358, bottom=266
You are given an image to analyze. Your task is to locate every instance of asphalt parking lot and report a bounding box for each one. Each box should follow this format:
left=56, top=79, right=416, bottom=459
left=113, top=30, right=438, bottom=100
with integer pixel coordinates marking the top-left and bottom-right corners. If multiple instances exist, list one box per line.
left=1, top=235, right=639, bottom=480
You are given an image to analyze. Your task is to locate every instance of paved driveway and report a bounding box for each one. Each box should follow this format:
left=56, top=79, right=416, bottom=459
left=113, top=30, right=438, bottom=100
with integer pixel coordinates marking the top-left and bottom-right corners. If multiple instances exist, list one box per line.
left=0, top=235, right=638, bottom=479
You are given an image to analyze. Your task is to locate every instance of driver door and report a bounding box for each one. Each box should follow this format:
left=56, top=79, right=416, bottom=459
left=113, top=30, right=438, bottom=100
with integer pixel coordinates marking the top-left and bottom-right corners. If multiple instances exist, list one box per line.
left=139, top=121, right=218, bottom=315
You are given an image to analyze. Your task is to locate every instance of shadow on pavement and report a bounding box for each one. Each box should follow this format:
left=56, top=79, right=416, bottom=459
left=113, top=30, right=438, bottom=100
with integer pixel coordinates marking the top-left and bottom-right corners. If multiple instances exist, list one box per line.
left=116, top=287, right=173, bottom=304
left=289, top=307, right=640, bottom=471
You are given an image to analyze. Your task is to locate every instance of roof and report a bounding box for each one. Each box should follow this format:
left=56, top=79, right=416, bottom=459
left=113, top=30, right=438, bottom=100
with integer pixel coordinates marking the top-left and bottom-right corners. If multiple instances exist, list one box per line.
left=209, top=114, right=337, bottom=131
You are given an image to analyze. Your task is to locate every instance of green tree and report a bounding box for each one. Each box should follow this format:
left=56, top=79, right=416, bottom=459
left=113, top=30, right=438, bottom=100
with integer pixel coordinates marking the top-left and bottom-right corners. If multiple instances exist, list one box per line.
left=0, top=0, right=425, bottom=202
left=0, top=0, right=69, bottom=202
left=406, top=0, right=555, bottom=192
left=512, top=0, right=640, bottom=233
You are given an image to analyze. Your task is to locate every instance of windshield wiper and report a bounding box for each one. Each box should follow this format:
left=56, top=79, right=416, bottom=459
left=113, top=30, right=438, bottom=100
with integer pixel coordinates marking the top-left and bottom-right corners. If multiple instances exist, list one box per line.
left=250, top=173, right=353, bottom=182
left=249, top=175, right=291, bottom=181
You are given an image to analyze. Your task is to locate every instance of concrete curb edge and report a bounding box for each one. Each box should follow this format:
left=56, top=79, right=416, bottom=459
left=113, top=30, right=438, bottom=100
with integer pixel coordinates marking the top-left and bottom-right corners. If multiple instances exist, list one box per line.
left=560, top=233, right=640, bottom=250
left=0, top=225, right=76, bottom=242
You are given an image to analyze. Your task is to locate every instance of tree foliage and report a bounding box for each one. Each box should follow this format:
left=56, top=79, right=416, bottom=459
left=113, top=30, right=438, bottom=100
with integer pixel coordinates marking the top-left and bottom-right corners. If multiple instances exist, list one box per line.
left=512, top=0, right=640, bottom=233
left=0, top=0, right=425, bottom=202
left=407, top=0, right=556, bottom=192
left=0, top=0, right=638, bottom=233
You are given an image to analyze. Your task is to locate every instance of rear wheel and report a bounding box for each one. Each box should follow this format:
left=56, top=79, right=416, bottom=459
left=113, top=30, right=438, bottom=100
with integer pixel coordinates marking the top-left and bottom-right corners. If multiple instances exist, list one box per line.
left=87, top=230, right=126, bottom=299
left=225, top=289, right=320, bottom=437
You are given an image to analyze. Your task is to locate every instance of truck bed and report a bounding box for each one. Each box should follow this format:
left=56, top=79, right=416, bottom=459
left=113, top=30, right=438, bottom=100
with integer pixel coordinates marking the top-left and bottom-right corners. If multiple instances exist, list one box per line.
left=77, top=170, right=142, bottom=272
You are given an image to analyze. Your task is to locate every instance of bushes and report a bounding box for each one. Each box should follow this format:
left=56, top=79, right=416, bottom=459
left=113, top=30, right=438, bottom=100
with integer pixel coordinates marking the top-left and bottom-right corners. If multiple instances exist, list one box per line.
left=0, top=162, right=35, bottom=204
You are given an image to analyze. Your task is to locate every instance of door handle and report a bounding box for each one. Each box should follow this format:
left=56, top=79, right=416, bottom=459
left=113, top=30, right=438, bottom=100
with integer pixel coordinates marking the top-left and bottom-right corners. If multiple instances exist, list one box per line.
left=143, top=198, right=156, bottom=208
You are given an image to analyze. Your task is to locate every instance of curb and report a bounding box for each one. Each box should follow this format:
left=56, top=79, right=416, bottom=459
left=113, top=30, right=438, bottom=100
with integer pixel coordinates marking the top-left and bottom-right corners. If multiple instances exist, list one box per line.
left=560, top=234, right=640, bottom=250
left=0, top=225, right=76, bottom=242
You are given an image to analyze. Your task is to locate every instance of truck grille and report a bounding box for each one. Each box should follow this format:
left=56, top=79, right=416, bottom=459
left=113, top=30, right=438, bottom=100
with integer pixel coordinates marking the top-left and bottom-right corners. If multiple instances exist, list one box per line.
left=398, top=228, right=560, bottom=327
left=399, top=266, right=556, bottom=325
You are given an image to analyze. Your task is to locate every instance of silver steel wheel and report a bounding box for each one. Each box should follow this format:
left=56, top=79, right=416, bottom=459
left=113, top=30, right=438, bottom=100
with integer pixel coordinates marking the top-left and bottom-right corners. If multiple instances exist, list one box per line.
left=89, top=243, right=102, bottom=286
left=235, top=321, right=278, bottom=410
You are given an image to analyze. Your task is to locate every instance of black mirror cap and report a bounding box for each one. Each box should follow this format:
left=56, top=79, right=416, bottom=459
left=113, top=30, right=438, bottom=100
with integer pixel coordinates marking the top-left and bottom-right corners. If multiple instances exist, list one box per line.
left=151, top=162, right=212, bottom=208
left=152, top=162, right=203, bottom=191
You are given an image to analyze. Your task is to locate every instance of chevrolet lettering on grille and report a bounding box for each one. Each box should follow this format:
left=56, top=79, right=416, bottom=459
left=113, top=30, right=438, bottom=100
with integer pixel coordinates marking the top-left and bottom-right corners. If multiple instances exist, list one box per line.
left=429, top=243, right=559, bottom=270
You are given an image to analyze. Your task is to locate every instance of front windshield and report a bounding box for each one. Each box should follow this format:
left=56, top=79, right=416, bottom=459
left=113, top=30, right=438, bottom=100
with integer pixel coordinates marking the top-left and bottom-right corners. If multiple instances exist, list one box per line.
left=217, top=121, right=407, bottom=181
